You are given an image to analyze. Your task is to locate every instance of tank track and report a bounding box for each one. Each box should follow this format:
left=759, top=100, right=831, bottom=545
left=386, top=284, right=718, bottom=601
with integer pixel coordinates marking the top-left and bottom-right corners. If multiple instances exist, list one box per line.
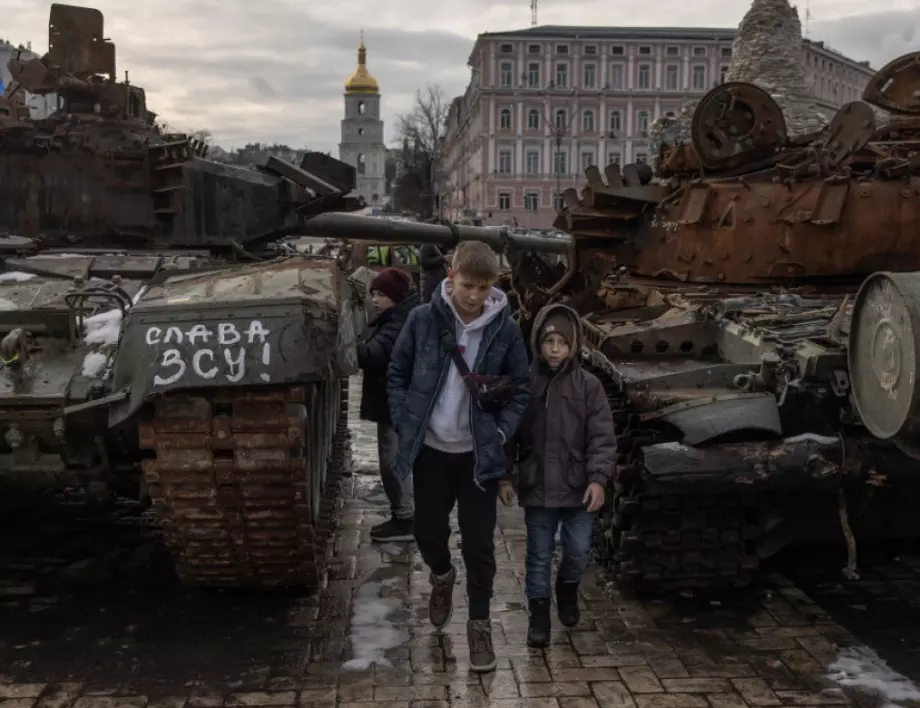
left=139, top=379, right=350, bottom=588
left=586, top=357, right=765, bottom=592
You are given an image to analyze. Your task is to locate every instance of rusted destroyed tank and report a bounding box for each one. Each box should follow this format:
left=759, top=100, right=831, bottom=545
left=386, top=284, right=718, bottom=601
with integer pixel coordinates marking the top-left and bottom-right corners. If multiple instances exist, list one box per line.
left=535, top=51, right=920, bottom=591
left=0, top=4, right=360, bottom=251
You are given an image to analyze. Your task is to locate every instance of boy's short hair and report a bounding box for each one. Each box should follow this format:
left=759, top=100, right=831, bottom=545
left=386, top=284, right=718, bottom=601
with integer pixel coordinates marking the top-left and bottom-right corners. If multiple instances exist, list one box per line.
left=451, top=241, right=500, bottom=281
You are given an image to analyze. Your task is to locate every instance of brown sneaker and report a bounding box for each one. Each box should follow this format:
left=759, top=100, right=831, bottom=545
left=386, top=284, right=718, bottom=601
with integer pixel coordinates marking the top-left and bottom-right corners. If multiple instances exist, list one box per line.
left=429, top=565, right=456, bottom=630
left=467, top=619, right=497, bottom=672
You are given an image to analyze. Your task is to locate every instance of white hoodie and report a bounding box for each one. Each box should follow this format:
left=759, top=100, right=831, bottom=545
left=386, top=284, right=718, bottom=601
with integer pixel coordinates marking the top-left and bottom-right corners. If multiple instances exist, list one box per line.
left=425, top=279, right=508, bottom=453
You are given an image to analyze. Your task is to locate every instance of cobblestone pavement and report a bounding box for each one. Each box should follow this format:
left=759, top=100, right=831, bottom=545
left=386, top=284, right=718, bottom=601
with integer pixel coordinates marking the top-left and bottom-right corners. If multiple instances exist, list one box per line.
left=2, top=377, right=920, bottom=708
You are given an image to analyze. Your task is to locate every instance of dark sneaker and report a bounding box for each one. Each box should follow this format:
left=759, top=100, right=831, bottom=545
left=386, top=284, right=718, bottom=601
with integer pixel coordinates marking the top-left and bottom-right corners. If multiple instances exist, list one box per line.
left=467, top=619, right=497, bottom=672
left=555, top=578, right=580, bottom=628
left=370, top=517, right=414, bottom=543
left=428, top=564, right=456, bottom=630
left=527, top=597, right=552, bottom=648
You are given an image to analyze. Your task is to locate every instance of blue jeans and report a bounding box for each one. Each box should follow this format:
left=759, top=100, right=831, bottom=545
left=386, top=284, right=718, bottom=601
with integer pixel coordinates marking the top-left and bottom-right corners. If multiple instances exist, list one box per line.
left=378, top=423, right=414, bottom=520
left=524, top=506, right=594, bottom=599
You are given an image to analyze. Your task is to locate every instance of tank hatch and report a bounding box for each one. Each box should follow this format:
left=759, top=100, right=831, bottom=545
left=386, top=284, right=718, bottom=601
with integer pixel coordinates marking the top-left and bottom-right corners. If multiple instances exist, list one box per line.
left=863, top=51, right=920, bottom=115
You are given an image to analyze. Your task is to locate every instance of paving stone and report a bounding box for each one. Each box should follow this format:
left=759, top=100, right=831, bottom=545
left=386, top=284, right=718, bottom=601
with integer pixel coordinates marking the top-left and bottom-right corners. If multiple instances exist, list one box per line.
left=519, top=683, right=592, bottom=697
left=0, top=688, right=46, bottom=700
left=729, top=680, right=780, bottom=707
left=590, top=681, right=636, bottom=708
left=619, top=668, right=664, bottom=693
left=660, top=680, right=732, bottom=694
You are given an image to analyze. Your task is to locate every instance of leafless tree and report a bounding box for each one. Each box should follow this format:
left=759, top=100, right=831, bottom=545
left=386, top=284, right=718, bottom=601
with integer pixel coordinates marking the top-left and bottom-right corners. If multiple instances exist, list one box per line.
left=395, top=84, right=451, bottom=219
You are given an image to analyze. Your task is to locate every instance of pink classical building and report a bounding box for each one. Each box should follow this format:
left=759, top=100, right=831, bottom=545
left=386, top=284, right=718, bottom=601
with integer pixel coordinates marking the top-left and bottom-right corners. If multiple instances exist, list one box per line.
left=441, top=26, right=873, bottom=228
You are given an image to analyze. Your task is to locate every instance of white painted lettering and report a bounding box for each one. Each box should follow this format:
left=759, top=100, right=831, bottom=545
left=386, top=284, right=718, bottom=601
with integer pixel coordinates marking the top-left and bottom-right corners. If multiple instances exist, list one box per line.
left=218, top=323, right=240, bottom=345
left=145, top=326, right=162, bottom=345
left=153, top=349, right=186, bottom=386
left=245, top=320, right=270, bottom=344
left=192, top=349, right=218, bottom=379
left=224, top=348, right=246, bottom=382
left=164, top=326, right=184, bottom=344
left=186, top=324, right=212, bottom=345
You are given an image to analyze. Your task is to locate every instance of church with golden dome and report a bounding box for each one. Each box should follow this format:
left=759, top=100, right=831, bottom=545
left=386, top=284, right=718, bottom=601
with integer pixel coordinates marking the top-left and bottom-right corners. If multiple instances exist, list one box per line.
left=338, top=32, right=386, bottom=208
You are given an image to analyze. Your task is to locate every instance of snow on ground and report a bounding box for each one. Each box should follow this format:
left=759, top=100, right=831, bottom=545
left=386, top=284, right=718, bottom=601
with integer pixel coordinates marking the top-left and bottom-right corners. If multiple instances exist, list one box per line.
left=341, top=576, right=408, bottom=671
left=0, top=272, right=37, bottom=283
left=81, top=351, right=109, bottom=378
left=828, top=646, right=920, bottom=708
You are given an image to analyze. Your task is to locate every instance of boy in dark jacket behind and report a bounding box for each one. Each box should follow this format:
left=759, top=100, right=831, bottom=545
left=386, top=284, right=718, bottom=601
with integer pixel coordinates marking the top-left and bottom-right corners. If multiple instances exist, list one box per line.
left=358, top=268, right=419, bottom=542
left=388, top=241, right=531, bottom=672
left=502, top=303, right=618, bottom=648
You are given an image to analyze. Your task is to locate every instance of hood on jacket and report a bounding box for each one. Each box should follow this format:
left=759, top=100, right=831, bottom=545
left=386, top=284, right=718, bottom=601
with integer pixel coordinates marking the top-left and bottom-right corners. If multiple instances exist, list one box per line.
left=529, top=302, right=583, bottom=363
left=437, top=278, right=508, bottom=332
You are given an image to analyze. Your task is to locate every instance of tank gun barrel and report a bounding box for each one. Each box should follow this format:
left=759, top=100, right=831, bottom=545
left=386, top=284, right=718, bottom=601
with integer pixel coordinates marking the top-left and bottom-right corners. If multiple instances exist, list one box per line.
left=304, top=212, right=571, bottom=254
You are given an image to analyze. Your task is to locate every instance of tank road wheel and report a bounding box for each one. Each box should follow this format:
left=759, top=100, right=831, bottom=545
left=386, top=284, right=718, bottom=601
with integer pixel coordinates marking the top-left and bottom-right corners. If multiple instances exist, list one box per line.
left=139, top=381, right=349, bottom=588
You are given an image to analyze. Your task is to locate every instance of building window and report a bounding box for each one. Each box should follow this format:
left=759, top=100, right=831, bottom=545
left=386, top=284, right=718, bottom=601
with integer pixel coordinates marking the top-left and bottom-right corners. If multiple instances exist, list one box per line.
left=583, top=63, right=596, bottom=88
left=555, top=191, right=564, bottom=210
left=666, top=46, right=679, bottom=56
left=665, top=64, right=679, bottom=90
left=555, top=62, right=568, bottom=88
left=637, top=110, right=649, bottom=134
left=358, top=101, right=366, bottom=115
left=498, top=192, right=511, bottom=210
left=528, top=62, right=540, bottom=87
left=528, top=44, right=541, bottom=54
left=500, top=43, right=513, bottom=54
left=357, top=128, right=365, bottom=136
left=557, top=44, right=569, bottom=54
left=357, top=153, right=366, bottom=175
left=580, top=150, right=594, bottom=171
left=498, top=150, right=512, bottom=174
left=611, top=45, right=624, bottom=55
left=721, top=47, right=732, bottom=58
left=526, top=150, right=540, bottom=174
left=609, top=64, right=624, bottom=89
left=499, top=108, right=512, bottom=129
left=693, top=46, right=706, bottom=56
left=582, top=109, right=595, bottom=132
left=609, top=110, right=622, bottom=132
left=638, top=45, right=652, bottom=55
left=553, top=151, right=567, bottom=175
left=527, top=108, right=540, bottom=130
left=638, top=64, right=651, bottom=89
left=500, top=62, right=513, bottom=88
left=554, top=109, right=567, bottom=131
left=692, top=65, right=706, bottom=90
left=608, top=151, right=621, bottom=165
left=720, top=65, right=729, bottom=84
left=524, top=192, right=539, bottom=211
left=635, top=152, right=648, bottom=163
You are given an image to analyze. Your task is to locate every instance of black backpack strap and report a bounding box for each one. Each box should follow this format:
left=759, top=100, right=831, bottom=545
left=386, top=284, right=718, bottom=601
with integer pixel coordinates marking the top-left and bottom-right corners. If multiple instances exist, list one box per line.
left=431, top=305, right=480, bottom=396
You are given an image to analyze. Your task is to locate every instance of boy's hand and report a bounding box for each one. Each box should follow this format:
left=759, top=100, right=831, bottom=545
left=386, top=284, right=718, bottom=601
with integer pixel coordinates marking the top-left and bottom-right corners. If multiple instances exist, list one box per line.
left=498, top=480, right=515, bottom=507
left=583, top=482, right=605, bottom=513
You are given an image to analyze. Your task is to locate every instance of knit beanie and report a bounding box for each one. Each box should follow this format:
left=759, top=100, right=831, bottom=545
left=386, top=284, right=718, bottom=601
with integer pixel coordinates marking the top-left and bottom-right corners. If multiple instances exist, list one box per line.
left=370, top=268, right=411, bottom=303
left=540, top=312, right=576, bottom=347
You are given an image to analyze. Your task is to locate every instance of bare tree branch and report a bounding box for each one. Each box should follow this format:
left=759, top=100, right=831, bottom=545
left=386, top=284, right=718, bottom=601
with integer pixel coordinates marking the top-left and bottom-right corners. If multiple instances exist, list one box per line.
left=393, top=84, right=451, bottom=218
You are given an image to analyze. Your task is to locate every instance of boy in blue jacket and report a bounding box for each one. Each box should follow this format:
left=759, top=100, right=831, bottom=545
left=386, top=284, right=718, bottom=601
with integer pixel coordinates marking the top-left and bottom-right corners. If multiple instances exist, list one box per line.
left=387, top=240, right=531, bottom=672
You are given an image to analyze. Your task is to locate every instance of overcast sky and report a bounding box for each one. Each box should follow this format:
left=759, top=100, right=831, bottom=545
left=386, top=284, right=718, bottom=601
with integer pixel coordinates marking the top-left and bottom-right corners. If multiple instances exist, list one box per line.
left=1, top=0, right=918, bottom=153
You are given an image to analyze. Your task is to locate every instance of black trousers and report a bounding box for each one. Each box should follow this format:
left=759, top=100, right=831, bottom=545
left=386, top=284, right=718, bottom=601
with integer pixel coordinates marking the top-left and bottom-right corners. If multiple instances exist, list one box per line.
left=412, top=445, right=498, bottom=620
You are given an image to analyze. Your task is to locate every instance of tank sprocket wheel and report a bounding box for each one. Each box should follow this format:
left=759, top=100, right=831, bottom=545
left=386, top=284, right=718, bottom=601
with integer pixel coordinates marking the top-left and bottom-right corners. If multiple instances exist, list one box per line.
left=139, top=380, right=349, bottom=588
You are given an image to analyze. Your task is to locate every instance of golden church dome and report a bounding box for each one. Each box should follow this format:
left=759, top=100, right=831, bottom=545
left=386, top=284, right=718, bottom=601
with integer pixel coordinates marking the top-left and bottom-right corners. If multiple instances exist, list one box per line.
left=344, top=32, right=380, bottom=95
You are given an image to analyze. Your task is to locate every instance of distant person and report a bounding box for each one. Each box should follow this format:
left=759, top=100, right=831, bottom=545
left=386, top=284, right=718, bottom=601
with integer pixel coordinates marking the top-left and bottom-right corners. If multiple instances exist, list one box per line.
left=357, top=268, right=418, bottom=542
left=501, top=303, right=617, bottom=648
left=387, top=241, right=531, bottom=672
left=418, top=244, right=448, bottom=303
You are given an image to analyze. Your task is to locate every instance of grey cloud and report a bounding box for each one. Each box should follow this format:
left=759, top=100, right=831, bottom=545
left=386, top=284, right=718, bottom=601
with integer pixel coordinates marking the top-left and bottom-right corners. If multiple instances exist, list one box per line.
left=1, top=0, right=918, bottom=153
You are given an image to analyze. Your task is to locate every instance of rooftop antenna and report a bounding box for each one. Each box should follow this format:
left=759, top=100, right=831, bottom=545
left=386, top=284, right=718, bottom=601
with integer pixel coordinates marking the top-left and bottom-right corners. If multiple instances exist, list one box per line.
left=531, top=0, right=537, bottom=27
left=804, top=0, right=812, bottom=37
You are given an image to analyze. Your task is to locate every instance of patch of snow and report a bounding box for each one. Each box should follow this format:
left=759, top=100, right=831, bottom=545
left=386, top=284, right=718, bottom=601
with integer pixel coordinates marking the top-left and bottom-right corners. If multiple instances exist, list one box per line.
left=341, top=577, right=408, bottom=671
left=828, top=646, right=920, bottom=708
left=0, top=298, right=17, bottom=311
left=82, top=309, right=123, bottom=347
left=0, top=272, right=36, bottom=283
left=81, top=351, right=109, bottom=378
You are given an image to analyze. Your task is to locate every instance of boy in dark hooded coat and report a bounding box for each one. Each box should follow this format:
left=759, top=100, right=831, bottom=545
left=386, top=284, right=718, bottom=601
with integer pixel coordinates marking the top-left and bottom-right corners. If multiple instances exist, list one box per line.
left=502, top=303, right=618, bottom=647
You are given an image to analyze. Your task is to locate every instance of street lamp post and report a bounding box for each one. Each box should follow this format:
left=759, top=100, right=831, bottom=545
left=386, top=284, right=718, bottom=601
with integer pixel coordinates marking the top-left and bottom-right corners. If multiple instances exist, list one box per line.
left=540, top=93, right=577, bottom=212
